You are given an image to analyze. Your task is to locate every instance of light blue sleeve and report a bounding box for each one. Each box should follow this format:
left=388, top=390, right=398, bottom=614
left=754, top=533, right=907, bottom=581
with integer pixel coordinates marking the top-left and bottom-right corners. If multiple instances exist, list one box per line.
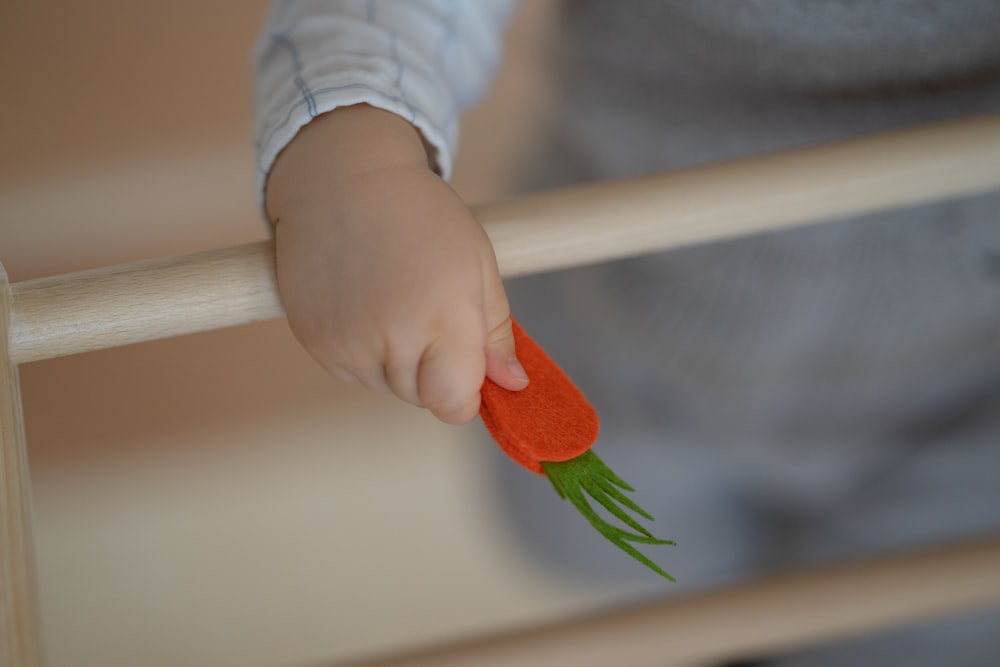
left=252, top=0, right=517, bottom=199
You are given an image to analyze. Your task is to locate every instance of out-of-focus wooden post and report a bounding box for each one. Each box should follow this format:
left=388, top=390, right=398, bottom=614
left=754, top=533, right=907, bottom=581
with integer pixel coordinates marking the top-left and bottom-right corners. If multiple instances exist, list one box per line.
left=0, top=263, right=44, bottom=667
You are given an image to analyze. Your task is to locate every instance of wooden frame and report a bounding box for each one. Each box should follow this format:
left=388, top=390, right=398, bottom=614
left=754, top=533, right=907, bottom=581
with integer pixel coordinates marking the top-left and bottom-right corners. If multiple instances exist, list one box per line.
left=3, top=113, right=1000, bottom=667
left=2, top=265, right=44, bottom=667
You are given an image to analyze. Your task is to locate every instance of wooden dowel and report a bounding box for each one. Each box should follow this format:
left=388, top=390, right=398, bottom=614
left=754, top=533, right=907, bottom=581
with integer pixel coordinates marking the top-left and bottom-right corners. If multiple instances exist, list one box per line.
left=10, top=243, right=282, bottom=365
left=0, top=266, right=44, bottom=667
left=9, top=112, right=1000, bottom=364
left=341, top=536, right=1000, bottom=667
left=482, top=112, right=1000, bottom=277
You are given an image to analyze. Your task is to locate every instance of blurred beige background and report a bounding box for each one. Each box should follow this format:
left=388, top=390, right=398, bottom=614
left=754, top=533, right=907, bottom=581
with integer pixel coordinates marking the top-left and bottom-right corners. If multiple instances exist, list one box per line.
left=0, top=2, right=642, bottom=666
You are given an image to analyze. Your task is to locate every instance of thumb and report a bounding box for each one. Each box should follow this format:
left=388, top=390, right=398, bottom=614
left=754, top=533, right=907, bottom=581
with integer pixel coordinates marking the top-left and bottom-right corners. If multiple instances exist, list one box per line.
left=479, top=239, right=528, bottom=391
left=484, top=315, right=529, bottom=390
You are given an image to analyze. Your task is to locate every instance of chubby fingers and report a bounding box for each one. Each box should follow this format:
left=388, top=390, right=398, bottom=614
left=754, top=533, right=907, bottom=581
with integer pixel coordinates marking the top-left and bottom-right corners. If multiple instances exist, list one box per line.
left=347, top=335, right=481, bottom=424
left=414, top=323, right=488, bottom=424
left=384, top=318, right=525, bottom=424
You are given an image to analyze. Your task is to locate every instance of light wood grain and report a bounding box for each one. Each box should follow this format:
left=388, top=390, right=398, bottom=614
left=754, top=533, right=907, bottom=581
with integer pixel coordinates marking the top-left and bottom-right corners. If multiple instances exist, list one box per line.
left=1, top=265, right=44, bottom=667
left=11, top=242, right=282, bottom=365
left=343, top=536, right=1000, bottom=667
left=9, top=112, right=1000, bottom=364
left=480, top=112, right=1000, bottom=277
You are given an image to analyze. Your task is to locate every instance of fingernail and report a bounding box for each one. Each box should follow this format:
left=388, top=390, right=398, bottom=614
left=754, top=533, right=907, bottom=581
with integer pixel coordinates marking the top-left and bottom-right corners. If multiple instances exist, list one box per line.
left=508, top=356, right=529, bottom=384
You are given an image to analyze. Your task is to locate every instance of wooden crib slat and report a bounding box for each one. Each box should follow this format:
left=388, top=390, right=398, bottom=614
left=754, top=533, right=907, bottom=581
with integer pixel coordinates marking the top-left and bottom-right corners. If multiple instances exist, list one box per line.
left=1, top=265, right=44, bottom=667
left=9, top=112, right=1000, bottom=365
left=343, top=536, right=1000, bottom=667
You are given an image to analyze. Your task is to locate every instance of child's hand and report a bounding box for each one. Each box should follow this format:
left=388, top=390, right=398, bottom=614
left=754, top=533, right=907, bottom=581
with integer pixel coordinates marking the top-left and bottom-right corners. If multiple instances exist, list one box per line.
left=265, top=105, right=528, bottom=424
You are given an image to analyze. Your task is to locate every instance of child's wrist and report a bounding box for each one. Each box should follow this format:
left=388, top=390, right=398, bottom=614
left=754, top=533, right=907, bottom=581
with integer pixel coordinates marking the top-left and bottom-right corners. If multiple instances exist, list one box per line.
left=265, top=104, right=433, bottom=222
left=314, top=104, right=432, bottom=174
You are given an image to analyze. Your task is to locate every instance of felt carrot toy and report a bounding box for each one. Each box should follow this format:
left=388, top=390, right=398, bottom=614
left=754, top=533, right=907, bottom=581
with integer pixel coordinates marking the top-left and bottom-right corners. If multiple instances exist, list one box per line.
left=480, top=319, right=675, bottom=580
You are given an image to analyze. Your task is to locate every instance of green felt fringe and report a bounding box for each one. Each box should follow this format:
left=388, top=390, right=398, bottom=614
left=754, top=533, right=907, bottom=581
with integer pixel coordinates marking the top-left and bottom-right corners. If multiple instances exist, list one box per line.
left=542, top=451, right=676, bottom=581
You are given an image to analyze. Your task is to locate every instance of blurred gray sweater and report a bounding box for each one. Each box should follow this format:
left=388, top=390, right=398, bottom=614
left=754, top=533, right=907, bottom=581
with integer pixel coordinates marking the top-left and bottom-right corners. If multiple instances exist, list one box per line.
left=498, top=5, right=1000, bottom=623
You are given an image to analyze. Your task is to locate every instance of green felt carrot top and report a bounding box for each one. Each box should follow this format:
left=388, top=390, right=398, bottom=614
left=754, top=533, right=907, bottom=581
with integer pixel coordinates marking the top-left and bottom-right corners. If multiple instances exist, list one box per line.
left=480, top=319, right=675, bottom=580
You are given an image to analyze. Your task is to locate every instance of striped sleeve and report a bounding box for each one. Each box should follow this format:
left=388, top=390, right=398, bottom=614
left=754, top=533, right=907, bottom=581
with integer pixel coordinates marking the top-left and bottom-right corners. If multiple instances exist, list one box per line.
left=252, top=0, right=517, bottom=199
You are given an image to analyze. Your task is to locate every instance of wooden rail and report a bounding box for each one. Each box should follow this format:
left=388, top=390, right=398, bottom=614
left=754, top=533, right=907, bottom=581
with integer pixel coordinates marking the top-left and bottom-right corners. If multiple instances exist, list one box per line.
left=342, top=536, right=1000, bottom=667
left=9, top=113, right=1000, bottom=365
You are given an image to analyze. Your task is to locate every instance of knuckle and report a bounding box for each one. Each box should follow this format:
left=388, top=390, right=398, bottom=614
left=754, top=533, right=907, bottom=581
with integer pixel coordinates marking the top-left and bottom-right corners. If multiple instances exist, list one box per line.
left=420, top=378, right=479, bottom=423
left=429, top=395, right=480, bottom=424
left=331, top=367, right=359, bottom=384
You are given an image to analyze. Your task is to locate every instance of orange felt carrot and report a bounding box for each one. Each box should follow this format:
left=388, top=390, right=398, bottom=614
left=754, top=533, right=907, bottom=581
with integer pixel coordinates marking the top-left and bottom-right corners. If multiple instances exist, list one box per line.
left=480, top=319, right=676, bottom=580
left=480, top=320, right=599, bottom=474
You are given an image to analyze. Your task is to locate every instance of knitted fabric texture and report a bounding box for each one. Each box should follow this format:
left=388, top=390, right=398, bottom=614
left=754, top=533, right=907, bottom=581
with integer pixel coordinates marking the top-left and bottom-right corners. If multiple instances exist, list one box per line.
left=480, top=319, right=600, bottom=474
